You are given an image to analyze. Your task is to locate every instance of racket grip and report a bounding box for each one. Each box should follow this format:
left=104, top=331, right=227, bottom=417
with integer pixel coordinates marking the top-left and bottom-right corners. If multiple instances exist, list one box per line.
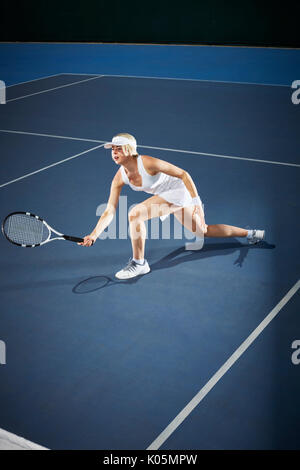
left=63, top=235, right=84, bottom=243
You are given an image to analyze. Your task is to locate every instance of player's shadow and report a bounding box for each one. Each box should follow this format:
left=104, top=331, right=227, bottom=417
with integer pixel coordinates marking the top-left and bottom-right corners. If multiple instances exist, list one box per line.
left=72, top=239, right=275, bottom=294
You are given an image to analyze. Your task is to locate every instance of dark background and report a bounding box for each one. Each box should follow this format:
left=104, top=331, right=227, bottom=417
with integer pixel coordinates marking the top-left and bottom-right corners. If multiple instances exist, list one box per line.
left=1, top=0, right=299, bottom=47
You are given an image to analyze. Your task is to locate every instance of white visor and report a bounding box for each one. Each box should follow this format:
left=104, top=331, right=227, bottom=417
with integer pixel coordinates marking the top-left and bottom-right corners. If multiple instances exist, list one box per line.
left=104, top=136, right=136, bottom=149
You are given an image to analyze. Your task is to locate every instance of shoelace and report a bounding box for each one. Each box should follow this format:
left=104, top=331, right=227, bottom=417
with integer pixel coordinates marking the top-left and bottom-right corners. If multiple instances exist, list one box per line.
left=123, top=259, right=138, bottom=273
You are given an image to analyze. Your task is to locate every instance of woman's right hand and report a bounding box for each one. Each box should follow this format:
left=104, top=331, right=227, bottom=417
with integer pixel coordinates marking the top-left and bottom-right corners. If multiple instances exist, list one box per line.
left=78, top=234, right=97, bottom=247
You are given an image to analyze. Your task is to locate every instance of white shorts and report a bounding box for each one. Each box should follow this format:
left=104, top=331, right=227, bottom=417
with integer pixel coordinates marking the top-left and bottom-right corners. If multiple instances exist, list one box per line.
left=158, top=187, right=204, bottom=221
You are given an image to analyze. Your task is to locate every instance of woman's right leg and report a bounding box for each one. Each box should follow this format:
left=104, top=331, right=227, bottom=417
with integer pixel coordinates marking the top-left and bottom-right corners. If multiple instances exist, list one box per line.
left=128, top=195, right=176, bottom=260
left=115, top=195, right=177, bottom=279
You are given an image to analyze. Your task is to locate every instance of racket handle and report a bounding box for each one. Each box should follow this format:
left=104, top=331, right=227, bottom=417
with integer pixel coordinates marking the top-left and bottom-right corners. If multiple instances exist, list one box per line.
left=63, top=235, right=84, bottom=243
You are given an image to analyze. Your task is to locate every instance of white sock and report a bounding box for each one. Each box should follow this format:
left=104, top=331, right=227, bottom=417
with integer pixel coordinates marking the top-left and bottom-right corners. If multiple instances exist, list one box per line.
left=133, top=257, right=144, bottom=265
left=247, top=230, right=254, bottom=238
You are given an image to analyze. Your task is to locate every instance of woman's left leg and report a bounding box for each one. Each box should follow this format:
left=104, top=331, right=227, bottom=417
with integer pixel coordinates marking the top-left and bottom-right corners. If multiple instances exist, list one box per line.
left=173, top=204, right=207, bottom=239
left=205, top=224, right=248, bottom=238
left=174, top=205, right=248, bottom=240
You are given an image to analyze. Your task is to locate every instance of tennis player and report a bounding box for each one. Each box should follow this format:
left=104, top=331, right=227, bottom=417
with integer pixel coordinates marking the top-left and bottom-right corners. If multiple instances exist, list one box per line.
left=79, top=133, right=265, bottom=279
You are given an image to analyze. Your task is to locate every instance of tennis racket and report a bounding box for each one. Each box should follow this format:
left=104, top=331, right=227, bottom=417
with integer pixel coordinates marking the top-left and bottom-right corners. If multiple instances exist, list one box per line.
left=2, top=212, right=84, bottom=247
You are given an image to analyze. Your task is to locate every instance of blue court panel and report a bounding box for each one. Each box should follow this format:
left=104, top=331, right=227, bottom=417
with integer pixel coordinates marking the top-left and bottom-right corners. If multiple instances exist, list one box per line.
left=161, top=292, right=300, bottom=450
left=1, top=43, right=300, bottom=87
left=0, top=132, right=97, bottom=184
left=0, top=70, right=299, bottom=449
left=5, top=74, right=99, bottom=101
left=1, top=75, right=298, bottom=165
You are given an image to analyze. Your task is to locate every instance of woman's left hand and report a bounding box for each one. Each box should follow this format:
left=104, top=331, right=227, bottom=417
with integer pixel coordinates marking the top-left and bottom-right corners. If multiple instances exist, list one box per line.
left=192, top=204, right=201, bottom=232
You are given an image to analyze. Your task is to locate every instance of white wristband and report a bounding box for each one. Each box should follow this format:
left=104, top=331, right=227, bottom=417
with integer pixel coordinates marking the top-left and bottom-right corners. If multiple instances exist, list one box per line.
left=191, top=196, right=201, bottom=206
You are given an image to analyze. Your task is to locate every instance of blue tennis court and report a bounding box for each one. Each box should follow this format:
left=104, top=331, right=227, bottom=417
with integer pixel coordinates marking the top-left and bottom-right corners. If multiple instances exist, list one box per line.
left=0, top=45, right=299, bottom=450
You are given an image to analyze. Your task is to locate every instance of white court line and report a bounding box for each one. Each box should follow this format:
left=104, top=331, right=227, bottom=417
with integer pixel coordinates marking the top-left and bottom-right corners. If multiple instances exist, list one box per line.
left=6, top=76, right=103, bottom=103
left=0, top=428, right=48, bottom=450
left=139, top=144, right=300, bottom=168
left=0, top=143, right=104, bottom=188
left=0, top=129, right=299, bottom=168
left=0, top=129, right=103, bottom=144
left=6, top=73, right=99, bottom=89
left=147, top=279, right=300, bottom=450
left=6, top=73, right=64, bottom=89
left=63, top=72, right=290, bottom=88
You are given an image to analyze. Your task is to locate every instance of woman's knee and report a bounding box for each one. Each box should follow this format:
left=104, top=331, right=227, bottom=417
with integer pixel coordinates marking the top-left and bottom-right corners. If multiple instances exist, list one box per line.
left=192, top=213, right=207, bottom=235
left=128, top=205, right=148, bottom=223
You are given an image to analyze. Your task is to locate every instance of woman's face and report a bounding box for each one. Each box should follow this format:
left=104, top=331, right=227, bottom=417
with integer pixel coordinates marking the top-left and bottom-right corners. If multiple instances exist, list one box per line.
left=111, top=145, right=126, bottom=164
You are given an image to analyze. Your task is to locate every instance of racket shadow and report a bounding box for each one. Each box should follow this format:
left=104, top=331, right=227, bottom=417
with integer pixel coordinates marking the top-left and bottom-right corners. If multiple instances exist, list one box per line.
left=72, top=275, right=139, bottom=294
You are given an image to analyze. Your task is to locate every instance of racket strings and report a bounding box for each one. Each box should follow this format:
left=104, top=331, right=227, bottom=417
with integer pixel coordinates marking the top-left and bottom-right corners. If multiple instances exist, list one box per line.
left=4, top=214, right=49, bottom=245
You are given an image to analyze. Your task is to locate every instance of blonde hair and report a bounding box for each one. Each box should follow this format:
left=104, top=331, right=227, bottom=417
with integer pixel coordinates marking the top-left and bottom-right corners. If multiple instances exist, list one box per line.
left=114, top=133, right=138, bottom=158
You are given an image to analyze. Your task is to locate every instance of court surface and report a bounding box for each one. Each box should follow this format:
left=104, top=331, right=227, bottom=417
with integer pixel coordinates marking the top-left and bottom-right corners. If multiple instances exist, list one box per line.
left=0, top=52, right=299, bottom=449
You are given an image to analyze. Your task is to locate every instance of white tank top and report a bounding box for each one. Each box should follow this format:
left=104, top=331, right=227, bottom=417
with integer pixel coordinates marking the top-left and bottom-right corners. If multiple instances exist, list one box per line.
left=120, top=155, right=187, bottom=197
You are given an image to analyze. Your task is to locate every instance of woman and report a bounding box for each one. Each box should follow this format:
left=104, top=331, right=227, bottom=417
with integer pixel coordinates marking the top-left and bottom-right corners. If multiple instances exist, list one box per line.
left=79, top=133, right=265, bottom=279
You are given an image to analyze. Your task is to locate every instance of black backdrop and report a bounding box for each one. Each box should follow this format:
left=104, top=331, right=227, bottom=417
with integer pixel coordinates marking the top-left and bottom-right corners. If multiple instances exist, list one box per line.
left=1, top=0, right=299, bottom=47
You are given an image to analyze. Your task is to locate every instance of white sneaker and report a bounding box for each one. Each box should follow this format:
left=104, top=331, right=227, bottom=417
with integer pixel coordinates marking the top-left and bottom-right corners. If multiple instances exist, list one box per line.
left=115, top=258, right=151, bottom=279
left=247, top=229, right=265, bottom=245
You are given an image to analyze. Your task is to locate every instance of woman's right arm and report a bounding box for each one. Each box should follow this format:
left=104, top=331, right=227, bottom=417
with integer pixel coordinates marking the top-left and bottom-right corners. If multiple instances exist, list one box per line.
left=79, top=170, right=124, bottom=247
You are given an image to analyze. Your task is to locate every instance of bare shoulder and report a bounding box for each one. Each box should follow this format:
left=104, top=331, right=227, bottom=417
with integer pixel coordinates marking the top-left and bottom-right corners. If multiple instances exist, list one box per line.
left=140, top=155, right=163, bottom=174
left=140, top=154, right=185, bottom=178
left=112, top=168, right=125, bottom=187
